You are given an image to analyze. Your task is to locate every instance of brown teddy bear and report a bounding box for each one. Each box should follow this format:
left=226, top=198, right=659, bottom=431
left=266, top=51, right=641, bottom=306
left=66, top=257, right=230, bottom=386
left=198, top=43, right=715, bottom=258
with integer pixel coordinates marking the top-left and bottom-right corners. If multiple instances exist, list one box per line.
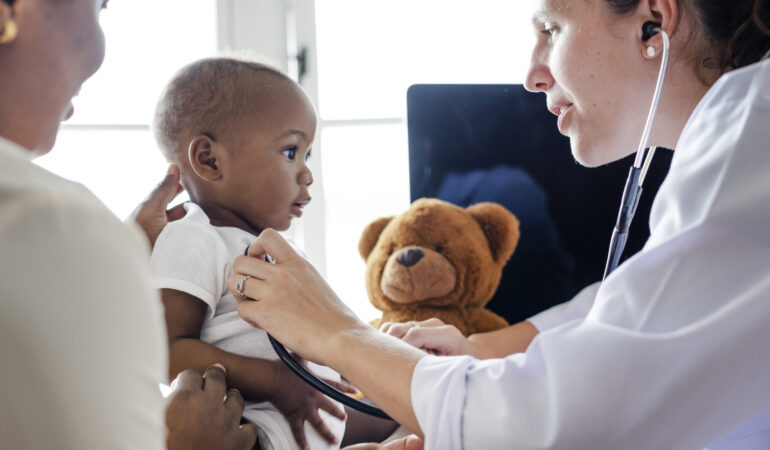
left=358, top=198, right=520, bottom=336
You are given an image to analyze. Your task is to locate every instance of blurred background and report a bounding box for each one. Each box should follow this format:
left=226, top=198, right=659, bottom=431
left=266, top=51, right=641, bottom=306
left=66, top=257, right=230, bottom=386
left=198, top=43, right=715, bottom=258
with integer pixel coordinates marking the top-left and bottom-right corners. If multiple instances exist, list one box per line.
left=36, top=0, right=535, bottom=321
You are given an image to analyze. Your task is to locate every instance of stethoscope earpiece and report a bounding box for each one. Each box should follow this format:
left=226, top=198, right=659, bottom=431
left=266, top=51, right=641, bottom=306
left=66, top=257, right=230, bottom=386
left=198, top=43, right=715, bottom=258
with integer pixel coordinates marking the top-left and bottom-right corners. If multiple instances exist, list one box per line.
left=642, top=22, right=661, bottom=41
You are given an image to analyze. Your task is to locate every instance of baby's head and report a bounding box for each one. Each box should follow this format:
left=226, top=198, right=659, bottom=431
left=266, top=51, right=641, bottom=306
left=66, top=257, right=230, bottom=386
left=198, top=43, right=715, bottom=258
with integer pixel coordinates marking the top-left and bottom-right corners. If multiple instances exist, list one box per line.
left=154, top=56, right=316, bottom=233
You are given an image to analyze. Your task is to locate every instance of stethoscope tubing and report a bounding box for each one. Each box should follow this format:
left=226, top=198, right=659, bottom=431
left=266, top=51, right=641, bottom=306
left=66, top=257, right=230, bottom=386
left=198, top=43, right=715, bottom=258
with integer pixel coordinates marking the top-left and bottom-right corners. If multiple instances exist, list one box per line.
left=243, top=246, right=392, bottom=419
left=604, top=28, right=671, bottom=280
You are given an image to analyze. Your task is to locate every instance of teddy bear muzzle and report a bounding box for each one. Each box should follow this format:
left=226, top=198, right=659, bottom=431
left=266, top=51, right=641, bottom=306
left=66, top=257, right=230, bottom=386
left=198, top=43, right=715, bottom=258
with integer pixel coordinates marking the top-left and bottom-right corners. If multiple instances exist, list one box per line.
left=380, top=245, right=457, bottom=304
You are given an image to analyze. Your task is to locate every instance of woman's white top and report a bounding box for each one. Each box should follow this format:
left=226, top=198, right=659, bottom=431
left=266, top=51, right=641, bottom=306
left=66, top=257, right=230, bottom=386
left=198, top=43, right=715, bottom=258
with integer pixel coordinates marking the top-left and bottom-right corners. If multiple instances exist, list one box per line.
left=411, top=59, right=770, bottom=450
left=0, top=137, right=167, bottom=449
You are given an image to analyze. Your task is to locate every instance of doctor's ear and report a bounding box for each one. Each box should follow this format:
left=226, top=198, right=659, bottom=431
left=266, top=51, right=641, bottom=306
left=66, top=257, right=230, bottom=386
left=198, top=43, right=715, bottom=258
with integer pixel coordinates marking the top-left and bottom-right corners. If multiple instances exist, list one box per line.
left=635, top=0, right=680, bottom=58
left=187, top=134, right=223, bottom=182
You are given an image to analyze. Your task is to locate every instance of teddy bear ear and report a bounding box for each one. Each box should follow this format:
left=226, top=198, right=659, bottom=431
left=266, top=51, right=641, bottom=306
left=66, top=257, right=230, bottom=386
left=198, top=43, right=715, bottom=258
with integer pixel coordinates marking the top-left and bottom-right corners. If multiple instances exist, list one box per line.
left=358, top=216, right=394, bottom=261
left=466, top=202, right=520, bottom=264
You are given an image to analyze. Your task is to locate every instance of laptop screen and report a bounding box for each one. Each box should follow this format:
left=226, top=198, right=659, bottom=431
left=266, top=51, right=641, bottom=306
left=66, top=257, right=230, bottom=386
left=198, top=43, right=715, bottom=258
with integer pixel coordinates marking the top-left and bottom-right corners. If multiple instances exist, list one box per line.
left=407, top=84, right=672, bottom=323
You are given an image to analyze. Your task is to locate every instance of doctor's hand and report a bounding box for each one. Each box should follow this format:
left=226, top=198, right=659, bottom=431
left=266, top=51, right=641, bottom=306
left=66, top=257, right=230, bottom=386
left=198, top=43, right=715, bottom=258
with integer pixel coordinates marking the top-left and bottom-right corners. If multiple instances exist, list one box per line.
left=228, top=228, right=367, bottom=367
left=165, top=365, right=257, bottom=450
left=129, top=163, right=186, bottom=248
left=380, top=319, right=478, bottom=357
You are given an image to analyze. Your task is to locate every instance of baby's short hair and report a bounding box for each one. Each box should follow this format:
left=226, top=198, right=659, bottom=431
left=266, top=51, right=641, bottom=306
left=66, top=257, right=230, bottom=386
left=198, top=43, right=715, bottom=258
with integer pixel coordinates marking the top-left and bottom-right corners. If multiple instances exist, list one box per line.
left=153, top=56, right=294, bottom=161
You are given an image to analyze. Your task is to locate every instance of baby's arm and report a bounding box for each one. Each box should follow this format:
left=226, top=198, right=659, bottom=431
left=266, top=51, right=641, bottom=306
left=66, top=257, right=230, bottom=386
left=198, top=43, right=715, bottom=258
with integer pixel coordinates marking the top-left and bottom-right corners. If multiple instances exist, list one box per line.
left=161, top=288, right=279, bottom=401
left=162, top=288, right=347, bottom=448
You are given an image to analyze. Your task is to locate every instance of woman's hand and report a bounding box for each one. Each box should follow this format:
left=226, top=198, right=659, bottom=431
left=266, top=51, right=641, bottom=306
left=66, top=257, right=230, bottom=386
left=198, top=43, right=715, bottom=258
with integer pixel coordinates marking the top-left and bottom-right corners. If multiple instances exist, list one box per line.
left=380, top=318, right=479, bottom=357
left=165, top=364, right=257, bottom=450
left=228, top=229, right=366, bottom=366
left=268, top=359, right=353, bottom=450
left=129, top=163, right=186, bottom=247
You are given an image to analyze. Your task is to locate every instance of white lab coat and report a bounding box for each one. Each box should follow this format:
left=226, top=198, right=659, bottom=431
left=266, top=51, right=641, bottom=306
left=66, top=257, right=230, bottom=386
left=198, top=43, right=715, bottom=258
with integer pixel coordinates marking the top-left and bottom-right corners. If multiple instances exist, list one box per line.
left=411, top=59, right=770, bottom=449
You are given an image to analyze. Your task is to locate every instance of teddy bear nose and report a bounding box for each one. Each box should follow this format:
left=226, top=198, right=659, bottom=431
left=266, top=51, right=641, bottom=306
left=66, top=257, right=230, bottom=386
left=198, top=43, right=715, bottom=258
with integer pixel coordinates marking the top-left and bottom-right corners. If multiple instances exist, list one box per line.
left=397, top=248, right=424, bottom=268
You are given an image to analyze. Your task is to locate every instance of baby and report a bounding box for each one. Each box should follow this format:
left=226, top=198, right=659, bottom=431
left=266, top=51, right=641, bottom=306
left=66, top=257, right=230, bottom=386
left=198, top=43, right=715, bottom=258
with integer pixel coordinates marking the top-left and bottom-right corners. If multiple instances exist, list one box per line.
left=151, top=56, right=346, bottom=450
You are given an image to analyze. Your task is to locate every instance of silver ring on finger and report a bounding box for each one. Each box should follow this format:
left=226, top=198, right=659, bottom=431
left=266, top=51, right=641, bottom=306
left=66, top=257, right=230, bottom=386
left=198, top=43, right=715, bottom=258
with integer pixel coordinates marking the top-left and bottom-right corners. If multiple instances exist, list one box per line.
left=236, top=275, right=252, bottom=300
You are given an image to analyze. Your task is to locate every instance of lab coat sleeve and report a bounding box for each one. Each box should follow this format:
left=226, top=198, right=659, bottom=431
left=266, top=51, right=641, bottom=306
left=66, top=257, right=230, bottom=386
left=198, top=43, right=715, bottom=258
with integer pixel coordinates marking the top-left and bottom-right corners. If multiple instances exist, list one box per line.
left=413, top=294, right=770, bottom=450
left=526, top=282, right=600, bottom=332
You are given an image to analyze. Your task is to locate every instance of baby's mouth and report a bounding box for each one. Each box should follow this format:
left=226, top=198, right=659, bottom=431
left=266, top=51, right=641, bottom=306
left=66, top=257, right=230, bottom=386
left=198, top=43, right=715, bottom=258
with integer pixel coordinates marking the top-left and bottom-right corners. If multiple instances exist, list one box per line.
left=290, top=198, right=311, bottom=217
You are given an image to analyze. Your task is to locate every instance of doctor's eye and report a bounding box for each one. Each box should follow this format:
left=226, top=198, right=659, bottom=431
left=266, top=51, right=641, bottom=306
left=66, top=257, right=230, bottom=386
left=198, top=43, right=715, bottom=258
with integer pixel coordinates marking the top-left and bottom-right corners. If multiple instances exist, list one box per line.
left=541, top=23, right=558, bottom=37
left=281, top=146, right=297, bottom=160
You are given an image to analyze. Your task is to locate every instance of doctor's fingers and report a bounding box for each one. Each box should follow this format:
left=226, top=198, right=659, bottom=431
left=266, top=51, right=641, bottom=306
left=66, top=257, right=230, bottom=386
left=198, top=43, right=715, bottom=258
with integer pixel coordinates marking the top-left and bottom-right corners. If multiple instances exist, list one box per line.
left=246, top=228, right=297, bottom=263
left=232, top=255, right=276, bottom=283
left=402, top=325, right=468, bottom=356
left=382, top=317, right=447, bottom=338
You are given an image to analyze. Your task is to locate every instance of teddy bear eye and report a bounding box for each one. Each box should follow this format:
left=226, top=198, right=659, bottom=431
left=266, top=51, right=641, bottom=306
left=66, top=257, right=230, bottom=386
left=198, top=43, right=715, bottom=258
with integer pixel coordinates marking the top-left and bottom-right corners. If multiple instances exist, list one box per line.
left=435, top=245, right=445, bottom=253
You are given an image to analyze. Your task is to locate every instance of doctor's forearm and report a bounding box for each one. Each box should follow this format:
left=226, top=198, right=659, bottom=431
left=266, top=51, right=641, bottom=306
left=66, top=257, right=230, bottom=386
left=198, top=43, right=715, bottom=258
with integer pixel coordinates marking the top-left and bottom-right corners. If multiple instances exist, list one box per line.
left=329, top=325, right=426, bottom=437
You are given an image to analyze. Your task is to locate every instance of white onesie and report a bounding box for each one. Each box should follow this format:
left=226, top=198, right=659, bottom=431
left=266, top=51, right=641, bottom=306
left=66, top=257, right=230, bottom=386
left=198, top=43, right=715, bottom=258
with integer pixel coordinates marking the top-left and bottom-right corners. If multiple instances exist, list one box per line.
left=151, top=202, right=345, bottom=450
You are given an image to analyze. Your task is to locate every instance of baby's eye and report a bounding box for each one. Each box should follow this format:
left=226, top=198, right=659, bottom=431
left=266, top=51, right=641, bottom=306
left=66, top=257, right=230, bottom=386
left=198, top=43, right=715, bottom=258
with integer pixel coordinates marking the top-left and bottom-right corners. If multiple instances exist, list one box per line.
left=281, top=146, right=297, bottom=160
left=305, top=150, right=312, bottom=162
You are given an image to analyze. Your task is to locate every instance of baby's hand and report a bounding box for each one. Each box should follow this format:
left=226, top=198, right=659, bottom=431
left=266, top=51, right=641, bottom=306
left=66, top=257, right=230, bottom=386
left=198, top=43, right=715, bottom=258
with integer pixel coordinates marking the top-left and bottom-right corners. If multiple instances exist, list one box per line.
left=268, top=359, right=350, bottom=450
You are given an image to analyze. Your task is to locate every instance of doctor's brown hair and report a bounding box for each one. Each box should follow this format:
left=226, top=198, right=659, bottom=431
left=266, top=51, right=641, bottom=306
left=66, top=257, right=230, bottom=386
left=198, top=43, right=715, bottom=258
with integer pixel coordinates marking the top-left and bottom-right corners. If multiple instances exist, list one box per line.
left=607, top=0, right=770, bottom=75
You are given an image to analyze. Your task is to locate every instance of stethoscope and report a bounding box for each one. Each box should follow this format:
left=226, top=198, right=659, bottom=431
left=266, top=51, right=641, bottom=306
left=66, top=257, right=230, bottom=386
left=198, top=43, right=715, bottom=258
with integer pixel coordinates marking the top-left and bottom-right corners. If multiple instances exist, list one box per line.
left=603, top=22, right=670, bottom=279
left=259, top=23, right=672, bottom=420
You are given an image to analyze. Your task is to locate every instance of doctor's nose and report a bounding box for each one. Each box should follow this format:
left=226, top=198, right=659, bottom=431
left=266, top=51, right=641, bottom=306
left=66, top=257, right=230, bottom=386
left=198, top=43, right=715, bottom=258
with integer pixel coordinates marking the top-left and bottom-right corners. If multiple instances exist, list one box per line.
left=524, top=61, right=554, bottom=93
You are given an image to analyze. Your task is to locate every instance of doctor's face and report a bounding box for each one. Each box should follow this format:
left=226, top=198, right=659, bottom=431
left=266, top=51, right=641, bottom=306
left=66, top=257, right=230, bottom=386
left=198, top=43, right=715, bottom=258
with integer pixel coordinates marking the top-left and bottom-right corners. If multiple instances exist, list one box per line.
left=524, top=0, right=660, bottom=167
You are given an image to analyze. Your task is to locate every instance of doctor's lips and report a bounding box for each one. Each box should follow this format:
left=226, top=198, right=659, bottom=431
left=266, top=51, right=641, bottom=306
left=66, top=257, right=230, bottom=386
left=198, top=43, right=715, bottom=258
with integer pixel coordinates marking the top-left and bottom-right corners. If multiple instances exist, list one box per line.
left=548, top=102, right=573, bottom=117
left=290, top=197, right=311, bottom=217
left=548, top=101, right=574, bottom=133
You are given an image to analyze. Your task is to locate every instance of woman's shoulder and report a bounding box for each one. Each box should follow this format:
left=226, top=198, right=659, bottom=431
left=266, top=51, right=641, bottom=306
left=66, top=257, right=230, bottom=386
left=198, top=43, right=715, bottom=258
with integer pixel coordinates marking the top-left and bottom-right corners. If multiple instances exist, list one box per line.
left=0, top=153, right=123, bottom=236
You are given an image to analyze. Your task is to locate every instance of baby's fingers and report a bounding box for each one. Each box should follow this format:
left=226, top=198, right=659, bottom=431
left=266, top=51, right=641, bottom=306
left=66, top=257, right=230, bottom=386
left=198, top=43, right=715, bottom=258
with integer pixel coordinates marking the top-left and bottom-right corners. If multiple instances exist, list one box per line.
left=289, top=418, right=310, bottom=450
left=318, top=395, right=347, bottom=421
left=309, top=411, right=339, bottom=445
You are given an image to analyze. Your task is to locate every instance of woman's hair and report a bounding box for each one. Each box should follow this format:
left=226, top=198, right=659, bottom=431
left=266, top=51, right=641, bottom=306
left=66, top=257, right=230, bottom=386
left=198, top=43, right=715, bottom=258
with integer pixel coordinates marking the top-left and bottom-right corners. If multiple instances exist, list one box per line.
left=606, top=0, right=770, bottom=76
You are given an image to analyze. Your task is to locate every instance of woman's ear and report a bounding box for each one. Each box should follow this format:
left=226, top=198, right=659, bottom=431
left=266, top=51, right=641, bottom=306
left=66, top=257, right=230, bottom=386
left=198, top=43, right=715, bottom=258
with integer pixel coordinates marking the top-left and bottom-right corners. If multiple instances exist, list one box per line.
left=187, top=134, right=223, bottom=182
left=635, top=0, right=680, bottom=58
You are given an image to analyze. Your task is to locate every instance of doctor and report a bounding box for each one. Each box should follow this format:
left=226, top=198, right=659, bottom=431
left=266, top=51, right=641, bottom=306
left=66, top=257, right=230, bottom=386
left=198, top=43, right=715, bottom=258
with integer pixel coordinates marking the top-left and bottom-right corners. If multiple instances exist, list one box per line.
left=226, top=0, right=770, bottom=448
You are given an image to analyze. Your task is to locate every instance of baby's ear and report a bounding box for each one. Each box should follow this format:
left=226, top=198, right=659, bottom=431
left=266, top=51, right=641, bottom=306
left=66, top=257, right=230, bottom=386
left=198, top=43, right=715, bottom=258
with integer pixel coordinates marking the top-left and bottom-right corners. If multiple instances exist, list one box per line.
left=188, top=134, right=222, bottom=182
left=466, top=203, right=520, bottom=264
left=358, top=216, right=394, bottom=261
